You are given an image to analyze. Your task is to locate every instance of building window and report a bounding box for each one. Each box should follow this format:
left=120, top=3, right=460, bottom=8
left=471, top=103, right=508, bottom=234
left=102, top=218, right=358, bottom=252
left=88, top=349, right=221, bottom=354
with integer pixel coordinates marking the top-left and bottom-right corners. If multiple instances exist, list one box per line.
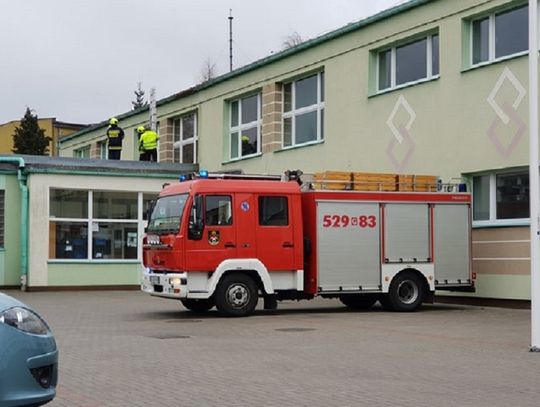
left=472, top=171, right=529, bottom=225
left=0, top=190, right=4, bottom=248
left=173, top=113, right=197, bottom=164
left=229, top=93, right=261, bottom=159
left=49, top=189, right=152, bottom=260
left=471, top=5, right=528, bottom=66
left=378, top=34, right=439, bottom=91
left=98, top=141, right=108, bottom=159
left=74, top=146, right=90, bottom=158
left=259, top=196, right=288, bottom=226
left=283, top=72, right=325, bottom=148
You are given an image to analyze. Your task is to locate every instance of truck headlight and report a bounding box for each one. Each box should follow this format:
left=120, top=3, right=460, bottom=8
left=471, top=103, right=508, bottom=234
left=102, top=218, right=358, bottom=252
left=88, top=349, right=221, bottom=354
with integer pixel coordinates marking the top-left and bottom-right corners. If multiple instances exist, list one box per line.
left=0, top=307, right=50, bottom=335
left=170, top=277, right=182, bottom=286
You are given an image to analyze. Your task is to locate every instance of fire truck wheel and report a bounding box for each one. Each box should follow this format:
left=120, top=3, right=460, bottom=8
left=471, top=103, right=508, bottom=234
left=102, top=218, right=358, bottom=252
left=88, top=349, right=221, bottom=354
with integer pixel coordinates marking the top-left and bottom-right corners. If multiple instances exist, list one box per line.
left=215, top=273, right=258, bottom=317
left=181, top=298, right=215, bottom=312
left=385, top=271, right=426, bottom=312
left=339, top=294, right=378, bottom=309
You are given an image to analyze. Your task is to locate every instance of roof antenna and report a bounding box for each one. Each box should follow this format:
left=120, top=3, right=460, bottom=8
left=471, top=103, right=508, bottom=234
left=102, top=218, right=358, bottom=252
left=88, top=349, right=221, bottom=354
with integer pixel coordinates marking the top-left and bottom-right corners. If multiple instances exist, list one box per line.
left=228, top=9, right=234, bottom=72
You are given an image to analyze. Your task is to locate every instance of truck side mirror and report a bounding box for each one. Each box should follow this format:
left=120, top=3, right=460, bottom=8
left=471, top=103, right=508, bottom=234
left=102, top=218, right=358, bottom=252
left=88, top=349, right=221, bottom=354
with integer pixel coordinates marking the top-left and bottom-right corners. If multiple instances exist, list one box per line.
left=188, top=195, right=204, bottom=240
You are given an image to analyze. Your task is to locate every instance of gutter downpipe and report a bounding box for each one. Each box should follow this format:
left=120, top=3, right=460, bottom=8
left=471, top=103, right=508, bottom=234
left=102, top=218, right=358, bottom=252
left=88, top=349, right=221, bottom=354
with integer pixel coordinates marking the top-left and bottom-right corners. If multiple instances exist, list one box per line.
left=0, top=157, right=28, bottom=291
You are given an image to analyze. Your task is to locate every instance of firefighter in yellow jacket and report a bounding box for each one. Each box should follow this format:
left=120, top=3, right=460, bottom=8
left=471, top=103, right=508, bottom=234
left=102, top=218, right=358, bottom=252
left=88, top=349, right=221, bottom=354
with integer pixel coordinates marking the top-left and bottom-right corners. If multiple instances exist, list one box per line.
left=137, top=126, right=159, bottom=161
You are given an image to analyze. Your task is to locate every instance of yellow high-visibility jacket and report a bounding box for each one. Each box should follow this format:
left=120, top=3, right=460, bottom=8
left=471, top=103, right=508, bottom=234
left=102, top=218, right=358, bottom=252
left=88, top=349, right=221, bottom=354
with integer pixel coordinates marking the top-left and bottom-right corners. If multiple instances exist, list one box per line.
left=139, top=130, right=159, bottom=151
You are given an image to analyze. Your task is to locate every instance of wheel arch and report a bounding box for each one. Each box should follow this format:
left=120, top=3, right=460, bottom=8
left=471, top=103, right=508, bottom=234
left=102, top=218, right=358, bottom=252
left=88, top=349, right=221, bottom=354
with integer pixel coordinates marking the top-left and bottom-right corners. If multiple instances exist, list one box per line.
left=381, top=264, right=434, bottom=293
left=207, top=259, right=274, bottom=297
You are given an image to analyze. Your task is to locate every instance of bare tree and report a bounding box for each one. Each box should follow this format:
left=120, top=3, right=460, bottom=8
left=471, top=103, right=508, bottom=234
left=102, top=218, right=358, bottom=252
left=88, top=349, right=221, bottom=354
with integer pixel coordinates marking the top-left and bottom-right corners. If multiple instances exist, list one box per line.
left=282, top=31, right=303, bottom=49
left=200, top=57, right=217, bottom=83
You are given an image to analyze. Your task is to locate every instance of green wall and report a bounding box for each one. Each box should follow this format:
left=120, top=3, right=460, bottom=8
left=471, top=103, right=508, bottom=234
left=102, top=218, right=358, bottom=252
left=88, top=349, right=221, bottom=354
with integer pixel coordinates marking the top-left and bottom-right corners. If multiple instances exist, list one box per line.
left=48, top=262, right=143, bottom=286
left=0, top=174, right=21, bottom=286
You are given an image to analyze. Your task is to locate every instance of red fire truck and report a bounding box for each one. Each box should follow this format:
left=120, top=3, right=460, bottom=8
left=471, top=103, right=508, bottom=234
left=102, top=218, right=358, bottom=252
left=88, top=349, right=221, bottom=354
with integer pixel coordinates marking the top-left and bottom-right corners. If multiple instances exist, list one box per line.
left=141, top=170, right=474, bottom=316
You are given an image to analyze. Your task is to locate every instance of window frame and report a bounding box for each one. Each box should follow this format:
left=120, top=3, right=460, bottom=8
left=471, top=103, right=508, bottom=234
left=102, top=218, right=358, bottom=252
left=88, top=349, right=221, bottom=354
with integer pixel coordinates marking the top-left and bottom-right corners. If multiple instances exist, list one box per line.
left=282, top=71, right=325, bottom=148
left=376, top=33, right=440, bottom=93
left=74, top=145, right=91, bottom=158
left=469, top=4, right=528, bottom=68
left=229, top=92, right=262, bottom=160
left=173, top=112, right=198, bottom=164
left=471, top=170, right=530, bottom=228
left=48, top=188, right=153, bottom=262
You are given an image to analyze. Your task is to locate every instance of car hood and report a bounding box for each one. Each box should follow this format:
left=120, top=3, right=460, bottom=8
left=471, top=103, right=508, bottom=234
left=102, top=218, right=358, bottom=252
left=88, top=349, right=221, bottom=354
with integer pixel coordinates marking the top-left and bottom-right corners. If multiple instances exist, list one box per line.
left=0, top=292, right=27, bottom=312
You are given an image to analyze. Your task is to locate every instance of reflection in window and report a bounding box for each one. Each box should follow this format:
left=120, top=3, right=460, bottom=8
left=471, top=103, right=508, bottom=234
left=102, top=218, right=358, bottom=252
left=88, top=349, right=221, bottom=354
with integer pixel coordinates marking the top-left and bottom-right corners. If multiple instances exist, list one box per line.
left=229, top=93, right=261, bottom=159
left=378, top=34, right=439, bottom=91
left=205, top=196, right=232, bottom=226
left=93, top=191, right=137, bottom=219
left=282, top=72, right=324, bottom=147
left=259, top=196, right=288, bottom=226
left=50, top=189, right=88, bottom=218
left=471, top=5, right=528, bottom=66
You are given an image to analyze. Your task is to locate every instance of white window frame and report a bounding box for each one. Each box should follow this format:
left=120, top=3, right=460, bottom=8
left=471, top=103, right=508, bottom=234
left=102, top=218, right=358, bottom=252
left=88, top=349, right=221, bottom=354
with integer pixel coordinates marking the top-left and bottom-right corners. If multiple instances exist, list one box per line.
left=48, top=189, right=153, bottom=262
left=74, top=145, right=90, bottom=158
left=98, top=140, right=107, bottom=159
left=173, top=113, right=198, bottom=164
left=377, top=33, right=439, bottom=92
left=472, top=171, right=530, bottom=228
left=229, top=93, right=262, bottom=160
left=282, top=71, right=325, bottom=148
left=470, top=4, right=528, bottom=67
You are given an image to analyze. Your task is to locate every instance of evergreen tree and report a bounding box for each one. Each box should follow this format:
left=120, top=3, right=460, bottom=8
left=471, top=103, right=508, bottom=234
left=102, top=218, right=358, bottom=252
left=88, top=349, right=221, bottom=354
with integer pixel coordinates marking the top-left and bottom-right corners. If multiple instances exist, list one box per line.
left=12, top=107, right=51, bottom=155
left=132, top=82, right=148, bottom=110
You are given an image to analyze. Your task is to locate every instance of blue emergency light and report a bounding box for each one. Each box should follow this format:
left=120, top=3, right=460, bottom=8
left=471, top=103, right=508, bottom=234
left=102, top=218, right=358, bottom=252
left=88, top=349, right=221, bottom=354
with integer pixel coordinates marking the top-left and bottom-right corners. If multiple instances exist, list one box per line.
left=199, top=170, right=209, bottom=178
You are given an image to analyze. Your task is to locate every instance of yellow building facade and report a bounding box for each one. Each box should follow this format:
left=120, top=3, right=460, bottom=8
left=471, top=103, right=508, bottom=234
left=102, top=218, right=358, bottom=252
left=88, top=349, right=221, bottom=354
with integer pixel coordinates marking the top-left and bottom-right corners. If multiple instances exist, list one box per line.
left=0, top=118, right=86, bottom=156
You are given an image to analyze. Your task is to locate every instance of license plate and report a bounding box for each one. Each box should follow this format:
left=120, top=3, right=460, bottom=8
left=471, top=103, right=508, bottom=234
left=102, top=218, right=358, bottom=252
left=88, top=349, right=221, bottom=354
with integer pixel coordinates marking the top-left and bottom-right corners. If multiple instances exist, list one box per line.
left=149, top=275, right=160, bottom=285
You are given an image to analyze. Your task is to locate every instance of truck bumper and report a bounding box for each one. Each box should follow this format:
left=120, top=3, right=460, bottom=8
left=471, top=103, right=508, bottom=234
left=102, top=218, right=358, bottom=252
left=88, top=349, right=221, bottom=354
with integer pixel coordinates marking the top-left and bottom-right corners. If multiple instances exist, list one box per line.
left=141, top=269, right=188, bottom=299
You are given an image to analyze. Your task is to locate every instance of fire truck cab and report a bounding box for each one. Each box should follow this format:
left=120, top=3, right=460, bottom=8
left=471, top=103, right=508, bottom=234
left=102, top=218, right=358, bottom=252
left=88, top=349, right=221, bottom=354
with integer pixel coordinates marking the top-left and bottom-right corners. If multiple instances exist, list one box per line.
left=141, top=172, right=473, bottom=316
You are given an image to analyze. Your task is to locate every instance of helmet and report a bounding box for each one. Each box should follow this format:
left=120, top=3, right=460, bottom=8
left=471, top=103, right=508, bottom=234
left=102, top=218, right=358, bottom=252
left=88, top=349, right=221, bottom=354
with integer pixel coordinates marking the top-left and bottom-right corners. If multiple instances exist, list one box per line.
left=241, top=135, right=250, bottom=142
left=109, top=117, right=119, bottom=125
left=137, top=126, right=146, bottom=134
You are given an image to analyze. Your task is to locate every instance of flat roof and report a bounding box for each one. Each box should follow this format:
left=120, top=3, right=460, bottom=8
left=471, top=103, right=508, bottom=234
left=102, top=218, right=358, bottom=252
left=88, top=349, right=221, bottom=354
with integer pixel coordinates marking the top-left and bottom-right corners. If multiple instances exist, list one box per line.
left=0, top=154, right=198, bottom=179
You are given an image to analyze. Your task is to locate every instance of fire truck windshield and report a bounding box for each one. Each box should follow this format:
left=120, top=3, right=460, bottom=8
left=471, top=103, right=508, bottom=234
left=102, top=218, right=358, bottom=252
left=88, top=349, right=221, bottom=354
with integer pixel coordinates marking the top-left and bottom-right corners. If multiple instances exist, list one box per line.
left=147, top=193, right=188, bottom=234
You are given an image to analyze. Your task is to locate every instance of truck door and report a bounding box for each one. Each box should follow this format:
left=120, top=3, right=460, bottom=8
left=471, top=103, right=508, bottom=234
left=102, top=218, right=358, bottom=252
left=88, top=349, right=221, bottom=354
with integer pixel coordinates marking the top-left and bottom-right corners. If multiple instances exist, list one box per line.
left=235, top=193, right=256, bottom=258
left=255, top=195, right=296, bottom=271
left=184, top=194, right=237, bottom=271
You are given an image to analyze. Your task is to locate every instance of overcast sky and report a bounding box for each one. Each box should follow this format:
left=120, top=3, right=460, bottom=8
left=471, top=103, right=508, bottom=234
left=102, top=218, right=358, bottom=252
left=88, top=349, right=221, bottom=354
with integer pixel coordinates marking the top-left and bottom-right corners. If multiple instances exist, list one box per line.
left=1, top=0, right=406, bottom=125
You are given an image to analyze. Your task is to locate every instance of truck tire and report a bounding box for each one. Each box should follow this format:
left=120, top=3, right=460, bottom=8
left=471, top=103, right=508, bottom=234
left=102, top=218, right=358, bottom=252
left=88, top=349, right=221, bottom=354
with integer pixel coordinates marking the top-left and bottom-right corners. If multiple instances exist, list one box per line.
left=384, top=271, right=426, bottom=312
left=215, top=273, right=258, bottom=317
left=339, top=294, right=378, bottom=310
left=181, top=298, right=214, bottom=312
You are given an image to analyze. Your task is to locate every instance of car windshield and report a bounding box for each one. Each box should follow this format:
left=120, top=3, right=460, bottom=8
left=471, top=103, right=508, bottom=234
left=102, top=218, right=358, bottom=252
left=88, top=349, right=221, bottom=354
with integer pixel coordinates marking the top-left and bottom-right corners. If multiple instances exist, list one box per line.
left=147, top=193, right=188, bottom=234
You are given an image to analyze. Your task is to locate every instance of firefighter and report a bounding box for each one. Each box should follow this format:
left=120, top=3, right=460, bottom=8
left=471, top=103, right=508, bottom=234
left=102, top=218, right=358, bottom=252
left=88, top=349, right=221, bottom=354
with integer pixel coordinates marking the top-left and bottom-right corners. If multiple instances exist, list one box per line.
left=138, top=126, right=159, bottom=162
left=106, top=117, right=125, bottom=160
left=241, top=135, right=255, bottom=156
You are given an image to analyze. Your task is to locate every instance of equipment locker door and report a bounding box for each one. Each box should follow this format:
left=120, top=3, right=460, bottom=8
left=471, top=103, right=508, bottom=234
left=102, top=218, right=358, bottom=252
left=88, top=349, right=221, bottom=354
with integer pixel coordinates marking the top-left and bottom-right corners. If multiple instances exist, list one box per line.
left=317, top=201, right=380, bottom=291
left=433, top=204, right=471, bottom=283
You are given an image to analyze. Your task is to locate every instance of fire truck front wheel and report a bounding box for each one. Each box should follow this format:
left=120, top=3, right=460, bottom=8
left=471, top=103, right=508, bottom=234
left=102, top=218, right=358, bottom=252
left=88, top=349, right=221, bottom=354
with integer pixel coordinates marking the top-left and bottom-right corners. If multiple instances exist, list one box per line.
left=215, top=273, right=259, bottom=317
left=181, top=298, right=215, bottom=313
left=383, top=270, right=426, bottom=312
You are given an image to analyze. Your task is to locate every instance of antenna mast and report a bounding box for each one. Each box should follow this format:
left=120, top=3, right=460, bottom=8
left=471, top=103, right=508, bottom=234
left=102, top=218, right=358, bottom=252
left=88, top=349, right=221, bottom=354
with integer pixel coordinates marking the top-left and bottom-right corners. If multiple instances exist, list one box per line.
left=228, top=9, right=233, bottom=72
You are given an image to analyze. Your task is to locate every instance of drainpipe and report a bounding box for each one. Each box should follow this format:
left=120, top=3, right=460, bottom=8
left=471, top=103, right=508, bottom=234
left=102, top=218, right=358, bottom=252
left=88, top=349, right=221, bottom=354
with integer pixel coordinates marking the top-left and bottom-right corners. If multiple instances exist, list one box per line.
left=0, top=157, right=28, bottom=291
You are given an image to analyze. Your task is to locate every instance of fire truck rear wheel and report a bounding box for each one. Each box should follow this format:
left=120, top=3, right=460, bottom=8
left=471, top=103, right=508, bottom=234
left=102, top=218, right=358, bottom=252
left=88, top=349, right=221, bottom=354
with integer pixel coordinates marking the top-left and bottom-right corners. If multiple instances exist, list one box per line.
left=339, top=294, right=378, bottom=309
left=181, top=298, right=215, bottom=312
left=385, top=270, right=426, bottom=312
left=215, top=273, right=259, bottom=317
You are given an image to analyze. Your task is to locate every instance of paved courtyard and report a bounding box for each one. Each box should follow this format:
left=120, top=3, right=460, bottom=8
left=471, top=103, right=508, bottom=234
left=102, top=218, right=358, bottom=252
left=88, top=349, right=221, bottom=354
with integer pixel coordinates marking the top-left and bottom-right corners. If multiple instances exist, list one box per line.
left=5, top=290, right=540, bottom=407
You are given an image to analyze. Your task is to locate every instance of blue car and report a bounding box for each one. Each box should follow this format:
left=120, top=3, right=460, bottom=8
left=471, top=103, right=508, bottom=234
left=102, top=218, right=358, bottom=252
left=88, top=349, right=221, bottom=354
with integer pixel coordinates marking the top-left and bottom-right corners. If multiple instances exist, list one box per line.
left=0, top=292, right=58, bottom=406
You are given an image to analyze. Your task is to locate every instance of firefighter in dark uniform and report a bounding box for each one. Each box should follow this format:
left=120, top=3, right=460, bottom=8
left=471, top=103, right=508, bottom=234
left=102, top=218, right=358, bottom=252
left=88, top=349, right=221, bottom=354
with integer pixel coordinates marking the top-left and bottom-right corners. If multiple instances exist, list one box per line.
left=106, top=117, right=125, bottom=160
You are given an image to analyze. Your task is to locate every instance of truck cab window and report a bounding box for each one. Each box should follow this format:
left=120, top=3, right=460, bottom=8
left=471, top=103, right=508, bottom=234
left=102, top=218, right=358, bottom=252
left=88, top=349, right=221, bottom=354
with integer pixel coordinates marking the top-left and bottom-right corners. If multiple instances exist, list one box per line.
left=205, top=196, right=233, bottom=226
left=259, top=196, right=288, bottom=226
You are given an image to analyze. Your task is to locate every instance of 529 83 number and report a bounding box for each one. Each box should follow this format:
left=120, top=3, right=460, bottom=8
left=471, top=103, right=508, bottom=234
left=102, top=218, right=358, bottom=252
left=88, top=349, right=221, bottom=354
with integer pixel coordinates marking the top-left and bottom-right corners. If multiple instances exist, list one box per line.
left=322, top=214, right=377, bottom=228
